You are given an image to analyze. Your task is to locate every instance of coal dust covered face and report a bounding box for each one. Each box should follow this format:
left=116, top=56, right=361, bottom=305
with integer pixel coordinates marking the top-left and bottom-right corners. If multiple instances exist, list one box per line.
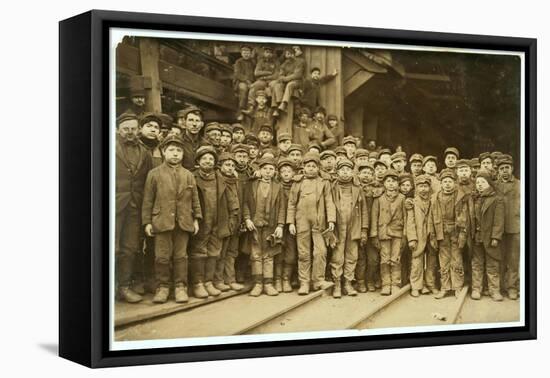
left=441, top=177, right=456, bottom=193
left=410, top=161, right=423, bottom=176
left=256, top=95, right=267, bottom=107
left=131, top=96, right=145, bottom=107
left=392, top=159, right=406, bottom=173
left=198, top=153, right=216, bottom=172
left=321, top=156, right=336, bottom=171
left=206, top=130, right=221, bottom=146
left=358, top=167, right=374, bottom=183
left=303, top=161, right=319, bottom=177
left=278, top=140, right=291, bottom=153
left=258, top=130, right=273, bottom=144
left=163, top=144, right=184, bottom=166
left=234, top=151, right=249, bottom=166
left=399, top=180, right=413, bottom=195
left=185, top=113, right=203, bottom=135
left=423, top=161, right=437, bottom=175
left=343, top=142, right=357, bottom=158
left=220, top=159, right=236, bottom=177
left=279, top=165, right=295, bottom=182
left=379, top=153, right=391, bottom=166
left=374, top=164, right=387, bottom=180
left=457, top=166, right=472, bottom=182
left=140, top=120, right=160, bottom=140
left=445, top=153, right=458, bottom=168
left=383, top=176, right=398, bottom=191
left=248, top=146, right=259, bottom=159
left=118, top=119, right=139, bottom=142
left=328, top=119, right=338, bottom=128
left=241, top=48, right=252, bottom=60
left=220, top=132, right=232, bottom=147
left=232, top=129, right=245, bottom=143
left=481, top=158, right=493, bottom=172
left=499, top=164, right=513, bottom=181
left=288, top=150, right=303, bottom=165
left=416, top=182, right=431, bottom=198
left=337, top=165, right=354, bottom=181
left=355, top=156, right=369, bottom=167
left=476, top=177, right=491, bottom=193
left=311, top=69, right=321, bottom=81
left=260, top=164, right=276, bottom=180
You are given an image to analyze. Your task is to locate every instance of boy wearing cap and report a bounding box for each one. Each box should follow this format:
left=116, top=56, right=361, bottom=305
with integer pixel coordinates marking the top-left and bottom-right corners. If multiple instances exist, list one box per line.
left=405, top=174, right=439, bottom=296
left=342, top=136, right=358, bottom=161
left=287, top=152, right=337, bottom=294
left=115, top=113, right=153, bottom=303
left=287, top=144, right=304, bottom=171
left=368, top=152, right=379, bottom=166
left=257, top=124, right=274, bottom=153
left=300, top=67, right=338, bottom=111
left=276, top=132, right=292, bottom=159
left=242, top=157, right=287, bottom=296
left=219, top=124, right=233, bottom=153
left=179, top=106, right=204, bottom=170
left=142, top=136, right=202, bottom=303
left=355, top=149, right=370, bottom=168
left=274, top=158, right=298, bottom=292
left=470, top=170, right=505, bottom=301
left=496, top=155, right=520, bottom=299
left=269, top=47, right=301, bottom=116
left=293, top=107, right=313, bottom=148
left=398, top=173, right=414, bottom=286
left=233, top=45, right=256, bottom=116
left=201, top=122, right=222, bottom=152
left=327, top=114, right=344, bottom=147
left=391, top=152, right=407, bottom=175
left=245, top=90, right=274, bottom=136
left=246, top=45, right=279, bottom=110
left=335, top=147, right=348, bottom=163
left=378, top=149, right=392, bottom=167
left=479, top=152, right=498, bottom=180
left=409, top=154, right=424, bottom=177
left=320, top=150, right=338, bottom=181
left=428, top=168, right=468, bottom=299
left=444, top=147, right=460, bottom=169
left=456, top=159, right=475, bottom=195
left=309, top=107, right=337, bottom=150
left=370, top=169, right=407, bottom=295
left=422, top=156, right=441, bottom=194
left=190, top=146, right=240, bottom=298
left=330, top=159, right=369, bottom=298
left=232, top=123, right=246, bottom=144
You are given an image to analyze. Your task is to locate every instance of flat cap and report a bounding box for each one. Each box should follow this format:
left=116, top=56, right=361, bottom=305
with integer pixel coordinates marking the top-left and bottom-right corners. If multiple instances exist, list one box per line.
left=355, top=148, right=369, bottom=158
left=422, top=155, right=437, bottom=166
left=116, top=111, right=138, bottom=126
left=195, top=145, right=218, bottom=162
left=287, top=144, right=304, bottom=154
left=336, top=158, right=354, bottom=170
left=378, top=148, right=392, bottom=156
left=479, top=152, right=492, bottom=162
left=302, top=151, right=320, bottom=165
left=334, top=146, right=347, bottom=155
left=357, top=161, right=374, bottom=172
left=342, top=136, right=358, bottom=146
left=327, top=114, right=338, bottom=121
left=391, top=151, right=407, bottom=162
left=369, top=151, right=380, bottom=159
left=470, top=158, right=480, bottom=167
left=476, top=169, right=495, bottom=187
left=383, top=169, right=399, bottom=181
left=220, top=123, right=233, bottom=134
left=258, top=156, right=277, bottom=168
left=204, top=122, right=221, bottom=133
left=439, top=168, right=457, bottom=181
left=277, top=132, right=292, bottom=143
left=444, top=147, right=460, bottom=158
left=231, top=123, right=245, bottom=133
left=374, top=160, right=389, bottom=169
left=255, top=90, right=267, bottom=98
left=415, top=174, right=432, bottom=186
left=218, top=152, right=236, bottom=163
left=258, top=124, right=273, bottom=133
left=320, top=150, right=337, bottom=160
left=455, top=159, right=471, bottom=168
left=313, top=106, right=326, bottom=116
left=231, top=143, right=249, bottom=154
left=496, top=154, right=514, bottom=167
left=398, top=172, right=414, bottom=185
left=297, top=107, right=311, bottom=116
left=308, top=141, right=322, bottom=152
left=160, top=135, right=185, bottom=149
left=245, top=134, right=260, bottom=146
left=176, top=105, right=203, bottom=120
left=277, top=158, right=295, bottom=170
left=409, top=153, right=424, bottom=163
left=139, top=112, right=163, bottom=126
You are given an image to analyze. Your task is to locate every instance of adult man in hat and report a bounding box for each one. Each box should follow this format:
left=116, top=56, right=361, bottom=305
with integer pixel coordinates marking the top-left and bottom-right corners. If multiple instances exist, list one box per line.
left=301, top=66, right=338, bottom=111
left=115, top=112, right=153, bottom=303
left=119, top=75, right=147, bottom=117
left=201, top=122, right=223, bottom=152
left=496, top=155, right=520, bottom=299
left=179, top=105, right=204, bottom=170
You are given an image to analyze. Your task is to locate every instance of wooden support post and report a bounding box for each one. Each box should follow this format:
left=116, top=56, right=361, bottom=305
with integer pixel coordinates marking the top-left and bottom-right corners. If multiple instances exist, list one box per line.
left=139, top=38, right=162, bottom=113
left=346, top=106, right=364, bottom=138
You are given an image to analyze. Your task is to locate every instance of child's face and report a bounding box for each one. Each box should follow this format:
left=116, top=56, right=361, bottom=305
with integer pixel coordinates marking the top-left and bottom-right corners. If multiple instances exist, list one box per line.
left=118, top=119, right=139, bottom=142
left=356, top=156, right=369, bottom=166
left=262, top=152, right=275, bottom=159
left=169, top=127, right=182, bottom=137
left=185, top=113, right=203, bottom=135
left=344, top=143, right=356, bottom=157
left=299, top=114, right=309, bottom=123
left=220, top=132, right=232, bottom=147
left=423, top=161, right=437, bottom=175
left=321, top=156, right=336, bottom=171
left=368, top=157, right=377, bottom=165
left=220, top=159, right=236, bottom=176
left=498, top=164, right=513, bottom=181
left=384, top=177, right=398, bottom=191
left=445, top=154, right=457, bottom=168
left=481, top=158, right=493, bottom=171
left=233, top=129, right=245, bottom=143
left=314, top=113, right=325, bottom=122
left=140, top=121, right=160, bottom=140
left=163, top=144, right=184, bottom=165
left=358, top=168, right=374, bottom=183
left=367, top=140, right=376, bottom=150
left=311, top=70, right=321, bottom=80
left=284, top=50, right=293, bottom=59
left=263, top=50, right=273, bottom=59
left=476, top=177, right=490, bottom=192
left=278, top=140, right=291, bottom=152
left=288, top=150, right=302, bottom=165
left=457, top=166, right=472, bottom=180
left=249, top=146, right=259, bottom=159
left=279, top=166, right=295, bottom=182
left=207, top=130, right=221, bottom=146
left=303, top=162, right=319, bottom=176
left=328, top=119, right=337, bottom=128
left=258, top=131, right=272, bottom=143
left=416, top=182, right=431, bottom=197
left=234, top=152, right=249, bottom=166
left=336, top=154, right=347, bottom=163
left=410, top=162, right=423, bottom=176
left=256, top=95, right=267, bottom=107
left=309, top=147, right=321, bottom=154
left=399, top=180, right=413, bottom=195
left=392, top=159, right=405, bottom=172
left=260, top=164, right=276, bottom=180
left=337, top=166, right=353, bottom=181
left=241, top=48, right=251, bottom=59
left=375, top=164, right=387, bottom=178
left=379, top=153, right=391, bottom=165
left=198, top=153, right=216, bottom=171
left=441, top=177, right=456, bottom=193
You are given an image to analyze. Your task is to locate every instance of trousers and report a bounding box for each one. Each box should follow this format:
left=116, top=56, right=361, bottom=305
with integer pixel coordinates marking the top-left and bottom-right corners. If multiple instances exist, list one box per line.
left=380, top=238, right=402, bottom=287
left=438, top=232, right=464, bottom=291
left=154, top=228, right=190, bottom=287
left=115, top=205, right=141, bottom=286
left=472, top=243, right=501, bottom=295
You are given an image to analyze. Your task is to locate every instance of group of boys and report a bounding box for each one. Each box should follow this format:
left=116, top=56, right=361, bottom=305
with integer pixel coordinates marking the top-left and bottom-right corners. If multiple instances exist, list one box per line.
left=116, top=104, right=520, bottom=305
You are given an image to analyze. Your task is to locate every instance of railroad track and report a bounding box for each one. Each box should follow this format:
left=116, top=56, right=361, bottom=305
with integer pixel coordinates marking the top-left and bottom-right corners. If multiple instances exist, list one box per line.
left=115, top=283, right=519, bottom=342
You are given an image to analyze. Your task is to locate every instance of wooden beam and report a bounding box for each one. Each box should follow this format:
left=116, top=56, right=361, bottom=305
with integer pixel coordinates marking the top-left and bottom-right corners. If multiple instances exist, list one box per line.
left=116, top=43, right=140, bottom=75
left=344, top=70, right=375, bottom=98
left=404, top=72, right=451, bottom=82
left=344, top=50, right=388, bottom=74
left=139, top=38, right=162, bottom=112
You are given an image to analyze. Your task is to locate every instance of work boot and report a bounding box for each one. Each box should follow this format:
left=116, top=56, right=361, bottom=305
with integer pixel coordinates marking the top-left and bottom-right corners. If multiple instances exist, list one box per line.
left=204, top=281, right=221, bottom=297
left=314, top=280, right=332, bottom=291
left=274, top=279, right=283, bottom=293
left=508, top=289, right=519, bottom=300
left=380, top=286, right=391, bottom=296
left=356, top=280, right=367, bottom=293
left=132, top=281, right=145, bottom=295
left=118, top=286, right=143, bottom=303
left=431, top=288, right=440, bottom=296
left=174, top=284, right=189, bottom=303
left=367, top=283, right=376, bottom=292
left=435, top=290, right=448, bottom=299
left=272, top=109, right=280, bottom=118
left=344, top=280, right=357, bottom=296
left=410, top=289, right=420, bottom=297
left=278, top=101, right=288, bottom=112
left=193, top=283, right=209, bottom=299
left=491, top=292, right=504, bottom=302
left=471, top=289, right=481, bottom=300
left=421, top=287, right=431, bottom=295
left=153, top=286, right=170, bottom=303
left=229, top=282, right=244, bottom=291
left=214, top=282, right=231, bottom=292
left=391, top=285, right=401, bottom=295
left=298, top=282, right=310, bottom=295
left=332, top=280, right=342, bottom=298
left=282, top=280, right=293, bottom=293
left=249, top=283, right=263, bottom=297
left=264, top=283, right=279, bottom=296
left=482, top=288, right=490, bottom=296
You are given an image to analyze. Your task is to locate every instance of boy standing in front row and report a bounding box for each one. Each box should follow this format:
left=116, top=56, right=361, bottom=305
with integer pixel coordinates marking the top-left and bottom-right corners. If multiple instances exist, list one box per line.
left=287, top=152, right=337, bottom=295
left=142, top=136, right=202, bottom=303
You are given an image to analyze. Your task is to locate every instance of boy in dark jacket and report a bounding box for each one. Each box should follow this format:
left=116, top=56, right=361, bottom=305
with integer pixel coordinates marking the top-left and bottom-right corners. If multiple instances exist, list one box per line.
left=243, top=157, right=287, bottom=296
left=330, top=159, right=369, bottom=298
left=142, top=136, right=202, bottom=303
left=300, top=67, right=338, bottom=111
left=233, top=44, right=256, bottom=116
left=190, top=146, right=240, bottom=299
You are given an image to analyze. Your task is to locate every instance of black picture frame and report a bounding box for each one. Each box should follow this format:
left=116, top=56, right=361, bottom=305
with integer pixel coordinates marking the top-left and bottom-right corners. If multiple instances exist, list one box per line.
left=59, top=9, right=537, bottom=368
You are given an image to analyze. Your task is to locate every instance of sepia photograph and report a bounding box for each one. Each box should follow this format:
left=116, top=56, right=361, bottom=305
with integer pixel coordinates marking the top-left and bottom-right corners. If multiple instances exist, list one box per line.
left=110, top=27, right=524, bottom=351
